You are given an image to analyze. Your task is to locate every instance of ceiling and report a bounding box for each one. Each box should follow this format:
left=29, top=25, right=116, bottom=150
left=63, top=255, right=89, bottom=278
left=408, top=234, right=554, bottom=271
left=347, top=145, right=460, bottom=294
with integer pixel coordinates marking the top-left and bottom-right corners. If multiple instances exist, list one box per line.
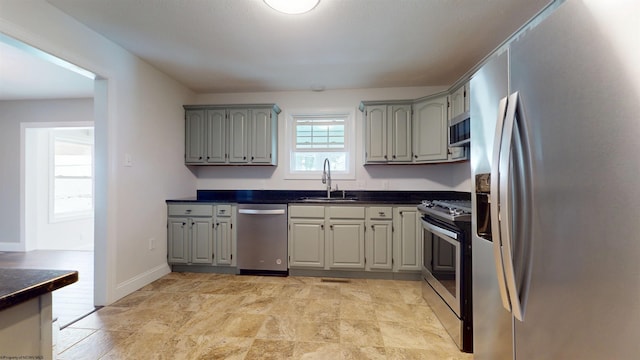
left=1, top=0, right=553, bottom=99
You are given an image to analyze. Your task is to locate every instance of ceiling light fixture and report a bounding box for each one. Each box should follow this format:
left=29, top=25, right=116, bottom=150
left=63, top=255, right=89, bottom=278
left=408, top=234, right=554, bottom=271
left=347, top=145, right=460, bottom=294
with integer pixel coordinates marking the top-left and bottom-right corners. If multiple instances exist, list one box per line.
left=263, top=0, right=320, bottom=15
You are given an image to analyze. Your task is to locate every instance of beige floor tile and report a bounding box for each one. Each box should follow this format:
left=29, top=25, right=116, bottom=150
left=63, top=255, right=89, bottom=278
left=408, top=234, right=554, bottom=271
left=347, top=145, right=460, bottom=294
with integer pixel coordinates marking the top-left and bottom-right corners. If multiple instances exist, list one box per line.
left=293, top=342, right=387, bottom=360
left=303, top=298, right=341, bottom=319
left=339, top=318, right=384, bottom=347
left=191, top=335, right=253, bottom=360
left=244, top=339, right=296, bottom=360
left=268, top=297, right=309, bottom=317
left=219, top=313, right=268, bottom=337
left=296, top=318, right=340, bottom=343
left=59, top=273, right=470, bottom=359
left=340, top=300, right=379, bottom=321
left=256, top=315, right=297, bottom=341
left=378, top=320, right=434, bottom=349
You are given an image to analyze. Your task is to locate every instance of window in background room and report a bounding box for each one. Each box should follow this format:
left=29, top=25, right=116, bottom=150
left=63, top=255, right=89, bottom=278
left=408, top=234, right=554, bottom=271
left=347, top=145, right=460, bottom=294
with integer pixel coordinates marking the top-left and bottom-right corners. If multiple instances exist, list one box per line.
left=50, top=128, right=94, bottom=221
left=287, top=111, right=355, bottom=179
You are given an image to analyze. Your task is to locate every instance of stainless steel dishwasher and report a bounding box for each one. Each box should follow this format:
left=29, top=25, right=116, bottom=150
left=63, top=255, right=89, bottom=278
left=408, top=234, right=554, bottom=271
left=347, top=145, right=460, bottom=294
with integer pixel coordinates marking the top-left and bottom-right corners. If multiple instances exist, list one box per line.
left=236, top=203, right=288, bottom=275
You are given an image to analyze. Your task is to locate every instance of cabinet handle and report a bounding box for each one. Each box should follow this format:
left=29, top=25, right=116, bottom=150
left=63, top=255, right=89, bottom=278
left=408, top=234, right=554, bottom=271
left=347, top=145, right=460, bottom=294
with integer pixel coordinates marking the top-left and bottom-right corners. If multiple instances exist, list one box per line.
left=321, top=224, right=324, bottom=230
left=185, top=209, right=192, bottom=213
left=378, top=212, right=385, bottom=217
left=414, top=154, right=418, bottom=159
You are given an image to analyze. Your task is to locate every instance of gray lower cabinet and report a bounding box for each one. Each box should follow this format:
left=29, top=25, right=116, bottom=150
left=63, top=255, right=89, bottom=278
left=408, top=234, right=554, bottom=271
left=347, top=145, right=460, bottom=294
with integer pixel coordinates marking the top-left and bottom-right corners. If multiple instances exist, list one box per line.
left=288, top=206, right=325, bottom=268
left=167, top=204, right=214, bottom=264
left=213, top=204, right=236, bottom=266
left=288, top=204, right=421, bottom=274
left=365, top=207, right=393, bottom=271
left=326, top=207, right=365, bottom=270
left=393, top=207, right=422, bottom=271
left=167, top=204, right=236, bottom=267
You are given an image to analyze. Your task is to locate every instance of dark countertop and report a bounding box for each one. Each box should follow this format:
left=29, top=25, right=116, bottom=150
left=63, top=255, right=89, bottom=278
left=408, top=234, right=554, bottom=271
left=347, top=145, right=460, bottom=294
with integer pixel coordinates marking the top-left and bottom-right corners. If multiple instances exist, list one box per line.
left=166, top=190, right=471, bottom=205
left=0, top=268, right=78, bottom=311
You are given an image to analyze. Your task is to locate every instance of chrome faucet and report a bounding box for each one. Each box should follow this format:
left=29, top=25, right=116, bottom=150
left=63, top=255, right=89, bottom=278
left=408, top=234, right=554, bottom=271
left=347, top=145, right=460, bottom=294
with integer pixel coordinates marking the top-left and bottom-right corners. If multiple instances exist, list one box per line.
left=322, top=158, right=331, bottom=198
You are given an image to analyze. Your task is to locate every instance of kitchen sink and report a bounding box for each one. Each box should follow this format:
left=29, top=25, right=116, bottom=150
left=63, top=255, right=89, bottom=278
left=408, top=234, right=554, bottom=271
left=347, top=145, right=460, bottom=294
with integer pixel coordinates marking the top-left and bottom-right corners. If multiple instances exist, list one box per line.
left=298, top=197, right=359, bottom=203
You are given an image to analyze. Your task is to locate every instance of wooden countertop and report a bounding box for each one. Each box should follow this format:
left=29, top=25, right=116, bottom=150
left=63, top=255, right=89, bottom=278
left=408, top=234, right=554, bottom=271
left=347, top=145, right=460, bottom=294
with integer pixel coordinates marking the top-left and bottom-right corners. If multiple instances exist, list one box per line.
left=0, top=268, right=78, bottom=311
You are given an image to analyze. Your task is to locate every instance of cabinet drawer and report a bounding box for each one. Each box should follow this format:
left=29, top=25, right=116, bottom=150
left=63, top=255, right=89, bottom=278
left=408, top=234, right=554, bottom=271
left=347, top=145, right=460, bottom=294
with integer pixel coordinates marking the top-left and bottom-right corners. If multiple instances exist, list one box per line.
left=168, top=204, right=213, bottom=217
left=216, top=204, right=232, bottom=217
left=367, top=207, right=393, bottom=220
left=328, top=206, right=365, bottom=219
left=289, top=205, right=325, bottom=218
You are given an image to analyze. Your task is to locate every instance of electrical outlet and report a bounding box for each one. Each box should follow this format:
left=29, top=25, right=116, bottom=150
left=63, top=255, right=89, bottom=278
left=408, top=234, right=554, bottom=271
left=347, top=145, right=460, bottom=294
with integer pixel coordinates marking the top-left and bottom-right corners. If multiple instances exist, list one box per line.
left=148, top=237, right=155, bottom=250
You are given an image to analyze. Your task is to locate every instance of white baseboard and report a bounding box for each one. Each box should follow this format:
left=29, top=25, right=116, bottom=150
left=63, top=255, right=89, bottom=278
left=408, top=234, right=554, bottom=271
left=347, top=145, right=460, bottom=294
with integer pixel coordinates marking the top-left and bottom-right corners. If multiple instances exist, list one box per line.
left=0, top=242, right=26, bottom=252
left=112, top=263, right=171, bottom=304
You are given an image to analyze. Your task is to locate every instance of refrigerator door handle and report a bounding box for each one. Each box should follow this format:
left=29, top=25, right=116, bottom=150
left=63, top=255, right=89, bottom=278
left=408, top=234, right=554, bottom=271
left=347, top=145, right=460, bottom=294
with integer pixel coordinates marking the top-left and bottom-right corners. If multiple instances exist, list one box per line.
left=491, top=95, right=512, bottom=312
left=498, top=91, right=528, bottom=322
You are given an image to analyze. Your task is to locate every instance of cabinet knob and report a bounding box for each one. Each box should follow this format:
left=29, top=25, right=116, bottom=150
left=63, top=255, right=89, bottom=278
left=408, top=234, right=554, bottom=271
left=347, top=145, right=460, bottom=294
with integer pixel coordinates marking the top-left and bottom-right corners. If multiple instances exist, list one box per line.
left=371, top=225, right=375, bottom=230
left=243, top=156, right=246, bottom=160
left=251, top=156, right=254, bottom=161
left=414, top=155, right=418, bottom=159
left=199, top=156, right=203, bottom=160
left=378, top=212, right=385, bottom=216
left=392, top=155, right=396, bottom=159
left=384, top=155, right=388, bottom=159
left=321, top=224, right=324, bottom=230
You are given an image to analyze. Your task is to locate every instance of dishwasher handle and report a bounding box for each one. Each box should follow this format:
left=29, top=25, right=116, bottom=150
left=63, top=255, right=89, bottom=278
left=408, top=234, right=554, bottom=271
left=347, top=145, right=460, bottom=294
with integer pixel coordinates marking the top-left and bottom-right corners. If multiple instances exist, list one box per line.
left=238, top=209, right=286, bottom=215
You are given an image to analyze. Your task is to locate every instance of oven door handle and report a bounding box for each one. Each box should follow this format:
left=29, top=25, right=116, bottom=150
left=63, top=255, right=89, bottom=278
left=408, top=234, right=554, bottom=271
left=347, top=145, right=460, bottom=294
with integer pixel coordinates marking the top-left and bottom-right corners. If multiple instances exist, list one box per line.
left=421, top=219, right=458, bottom=242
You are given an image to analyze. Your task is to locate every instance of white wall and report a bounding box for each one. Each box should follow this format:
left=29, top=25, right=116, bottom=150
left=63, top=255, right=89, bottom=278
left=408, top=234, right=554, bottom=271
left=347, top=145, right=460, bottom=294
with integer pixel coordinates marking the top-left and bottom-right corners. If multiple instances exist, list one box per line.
left=194, top=88, right=472, bottom=192
left=24, top=126, right=94, bottom=251
left=0, top=0, right=197, bottom=304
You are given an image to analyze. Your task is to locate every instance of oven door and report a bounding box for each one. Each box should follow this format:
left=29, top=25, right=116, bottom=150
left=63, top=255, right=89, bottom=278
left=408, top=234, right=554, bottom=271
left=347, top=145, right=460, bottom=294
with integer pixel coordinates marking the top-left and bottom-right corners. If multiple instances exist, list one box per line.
left=421, top=216, right=462, bottom=316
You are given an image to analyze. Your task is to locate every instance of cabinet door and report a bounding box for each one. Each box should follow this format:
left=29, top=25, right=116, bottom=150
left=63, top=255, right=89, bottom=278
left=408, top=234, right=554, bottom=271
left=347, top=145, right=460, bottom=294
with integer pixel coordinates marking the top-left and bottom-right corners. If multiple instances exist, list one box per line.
left=393, top=208, right=422, bottom=271
left=366, top=221, right=393, bottom=270
left=250, top=108, right=274, bottom=164
left=191, top=218, right=213, bottom=264
left=215, top=218, right=234, bottom=266
left=412, top=96, right=448, bottom=162
left=185, top=110, right=206, bottom=163
left=168, top=217, right=189, bottom=264
left=327, top=220, right=365, bottom=269
left=364, top=105, right=388, bottom=162
left=289, top=219, right=325, bottom=268
left=228, top=109, right=250, bottom=163
left=449, top=85, right=466, bottom=120
left=388, top=105, right=412, bottom=162
left=205, top=109, right=227, bottom=163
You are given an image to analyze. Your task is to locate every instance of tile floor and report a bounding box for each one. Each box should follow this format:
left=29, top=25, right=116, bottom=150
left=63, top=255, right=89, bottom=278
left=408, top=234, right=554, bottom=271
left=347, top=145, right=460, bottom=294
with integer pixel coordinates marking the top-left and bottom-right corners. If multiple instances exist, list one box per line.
left=57, top=272, right=473, bottom=359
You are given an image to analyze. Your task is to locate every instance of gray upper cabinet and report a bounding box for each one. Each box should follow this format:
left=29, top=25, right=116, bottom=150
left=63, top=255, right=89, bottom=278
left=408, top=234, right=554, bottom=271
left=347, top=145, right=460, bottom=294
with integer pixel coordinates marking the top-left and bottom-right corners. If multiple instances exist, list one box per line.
left=449, top=82, right=469, bottom=121
left=362, top=102, right=412, bottom=164
left=412, top=95, right=448, bottom=162
left=206, top=109, right=227, bottom=163
left=228, top=108, right=250, bottom=163
left=185, top=110, right=206, bottom=163
left=184, top=104, right=280, bottom=166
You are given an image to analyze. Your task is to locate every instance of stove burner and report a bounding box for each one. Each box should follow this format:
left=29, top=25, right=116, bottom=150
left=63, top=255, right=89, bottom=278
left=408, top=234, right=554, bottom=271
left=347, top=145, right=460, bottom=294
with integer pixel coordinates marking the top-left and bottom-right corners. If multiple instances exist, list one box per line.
left=418, top=199, right=472, bottom=222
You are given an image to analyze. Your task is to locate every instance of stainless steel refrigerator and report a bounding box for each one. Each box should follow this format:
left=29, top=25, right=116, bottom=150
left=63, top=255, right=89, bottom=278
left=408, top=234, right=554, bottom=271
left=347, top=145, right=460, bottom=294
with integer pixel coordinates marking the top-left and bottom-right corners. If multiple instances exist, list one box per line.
left=470, top=1, right=640, bottom=359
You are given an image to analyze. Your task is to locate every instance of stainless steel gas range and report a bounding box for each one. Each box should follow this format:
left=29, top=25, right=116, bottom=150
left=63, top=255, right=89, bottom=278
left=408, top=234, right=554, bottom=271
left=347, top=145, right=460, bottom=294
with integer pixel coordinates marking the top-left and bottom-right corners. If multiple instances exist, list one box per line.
left=417, top=200, right=473, bottom=353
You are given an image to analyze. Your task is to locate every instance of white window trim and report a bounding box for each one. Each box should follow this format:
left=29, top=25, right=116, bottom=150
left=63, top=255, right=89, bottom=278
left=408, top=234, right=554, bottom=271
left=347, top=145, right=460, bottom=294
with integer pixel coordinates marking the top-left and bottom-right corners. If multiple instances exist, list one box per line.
left=48, top=129, right=95, bottom=223
left=285, top=108, right=356, bottom=180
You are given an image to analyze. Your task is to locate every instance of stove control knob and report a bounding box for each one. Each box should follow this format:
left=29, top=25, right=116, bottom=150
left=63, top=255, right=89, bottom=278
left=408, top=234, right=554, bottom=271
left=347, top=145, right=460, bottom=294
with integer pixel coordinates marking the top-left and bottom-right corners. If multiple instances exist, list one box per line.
left=423, top=201, right=434, bottom=208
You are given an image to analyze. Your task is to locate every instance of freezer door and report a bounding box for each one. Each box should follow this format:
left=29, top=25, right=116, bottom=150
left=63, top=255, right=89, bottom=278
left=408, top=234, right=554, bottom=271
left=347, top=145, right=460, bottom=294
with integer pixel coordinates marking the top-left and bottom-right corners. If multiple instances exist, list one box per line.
left=471, top=51, right=514, bottom=358
left=509, top=0, right=640, bottom=358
